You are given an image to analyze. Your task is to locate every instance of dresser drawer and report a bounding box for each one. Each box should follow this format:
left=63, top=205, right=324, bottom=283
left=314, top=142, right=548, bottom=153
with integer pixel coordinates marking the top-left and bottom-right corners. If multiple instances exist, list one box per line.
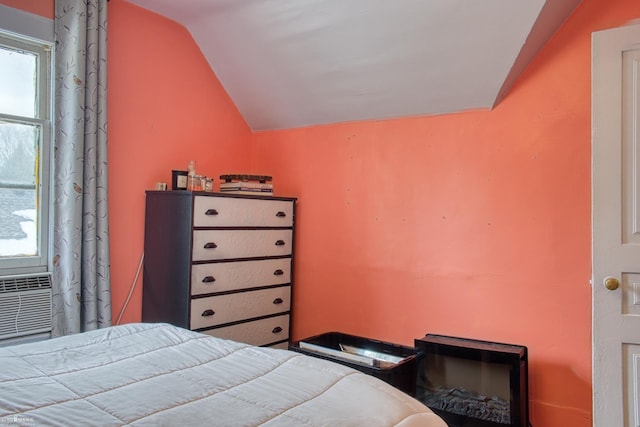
left=193, top=196, right=294, bottom=227
left=202, top=314, right=290, bottom=346
left=192, top=229, right=293, bottom=261
left=190, top=286, right=291, bottom=329
left=191, top=258, right=291, bottom=296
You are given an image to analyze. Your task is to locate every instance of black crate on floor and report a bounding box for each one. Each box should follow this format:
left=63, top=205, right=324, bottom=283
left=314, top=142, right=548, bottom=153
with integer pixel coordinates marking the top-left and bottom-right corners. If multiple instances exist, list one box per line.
left=289, top=332, right=418, bottom=395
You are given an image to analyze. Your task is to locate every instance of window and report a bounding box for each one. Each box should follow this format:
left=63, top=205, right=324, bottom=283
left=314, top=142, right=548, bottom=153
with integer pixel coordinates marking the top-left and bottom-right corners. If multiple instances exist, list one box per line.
left=0, top=31, right=52, bottom=275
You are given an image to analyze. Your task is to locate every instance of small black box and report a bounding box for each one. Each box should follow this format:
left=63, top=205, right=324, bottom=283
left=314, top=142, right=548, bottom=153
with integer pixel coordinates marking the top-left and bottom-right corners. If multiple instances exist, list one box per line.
left=290, top=332, right=418, bottom=395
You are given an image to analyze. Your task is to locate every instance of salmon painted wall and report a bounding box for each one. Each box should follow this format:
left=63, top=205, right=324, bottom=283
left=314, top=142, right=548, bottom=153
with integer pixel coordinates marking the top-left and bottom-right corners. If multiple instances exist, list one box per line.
left=251, top=0, right=639, bottom=425
left=107, top=0, right=252, bottom=324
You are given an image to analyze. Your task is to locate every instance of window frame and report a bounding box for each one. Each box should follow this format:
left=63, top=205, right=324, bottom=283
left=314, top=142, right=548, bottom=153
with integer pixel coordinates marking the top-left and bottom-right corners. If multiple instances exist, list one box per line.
left=0, top=27, right=53, bottom=276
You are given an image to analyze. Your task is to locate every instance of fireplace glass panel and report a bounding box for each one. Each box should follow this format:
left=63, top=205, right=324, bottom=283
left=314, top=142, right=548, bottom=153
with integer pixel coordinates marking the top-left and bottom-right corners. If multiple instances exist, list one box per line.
left=415, top=334, right=529, bottom=427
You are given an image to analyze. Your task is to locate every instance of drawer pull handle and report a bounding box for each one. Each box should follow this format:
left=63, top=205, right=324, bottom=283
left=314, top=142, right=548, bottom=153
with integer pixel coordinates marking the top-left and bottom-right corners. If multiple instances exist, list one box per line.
left=273, top=269, right=284, bottom=276
left=272, top=326, right=283, bottom=334
left=273, top=298, right=284, bottom=305
left=205, top=209, right=219, bottom=216
left=204, top=242, right=217, bottom=249
left=276, top=211, right=287, bottom=217
left=201, top=309, right=215, bottom=317
left=202, top=276, right=216, bottom=283
left=275, top=240, right=286, bottom=246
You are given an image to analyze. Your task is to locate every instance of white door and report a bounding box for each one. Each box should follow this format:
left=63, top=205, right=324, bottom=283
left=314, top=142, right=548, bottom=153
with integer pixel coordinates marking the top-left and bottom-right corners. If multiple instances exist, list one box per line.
left=593, top=23, right=640, bottom=427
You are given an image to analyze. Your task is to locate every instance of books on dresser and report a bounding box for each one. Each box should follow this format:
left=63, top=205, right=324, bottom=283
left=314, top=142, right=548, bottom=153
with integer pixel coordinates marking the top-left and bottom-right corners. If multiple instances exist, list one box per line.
left=219, top=174, right=273, bottom=195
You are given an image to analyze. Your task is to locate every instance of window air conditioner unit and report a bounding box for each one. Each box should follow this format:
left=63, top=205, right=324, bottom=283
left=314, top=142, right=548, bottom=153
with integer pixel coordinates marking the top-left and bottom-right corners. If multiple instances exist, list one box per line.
left=0, top=273, right=52, bottom=345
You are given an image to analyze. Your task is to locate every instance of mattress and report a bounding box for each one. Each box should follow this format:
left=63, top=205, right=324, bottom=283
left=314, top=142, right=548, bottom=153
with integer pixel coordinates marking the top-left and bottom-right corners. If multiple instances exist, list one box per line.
left=0, top=323, right=446, bottom=426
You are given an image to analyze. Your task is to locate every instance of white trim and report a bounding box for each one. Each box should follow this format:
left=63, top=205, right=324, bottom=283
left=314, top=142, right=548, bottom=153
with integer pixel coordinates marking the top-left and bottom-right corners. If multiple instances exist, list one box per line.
left=0, top=18, right=53, bottom=275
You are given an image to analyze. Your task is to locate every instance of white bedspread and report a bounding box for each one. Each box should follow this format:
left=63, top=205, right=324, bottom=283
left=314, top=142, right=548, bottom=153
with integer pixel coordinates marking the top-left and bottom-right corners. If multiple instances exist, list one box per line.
left=0, top=323, right=446, bottom=427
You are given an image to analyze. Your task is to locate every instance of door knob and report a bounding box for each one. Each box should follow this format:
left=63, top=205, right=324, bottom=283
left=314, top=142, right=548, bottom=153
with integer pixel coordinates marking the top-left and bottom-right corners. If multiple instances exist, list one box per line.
left=604, top=276, right=620, bottom=291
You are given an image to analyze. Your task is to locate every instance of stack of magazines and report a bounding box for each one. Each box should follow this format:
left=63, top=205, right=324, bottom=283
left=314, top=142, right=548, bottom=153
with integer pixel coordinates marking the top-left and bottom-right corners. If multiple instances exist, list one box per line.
left=219, top=174, right=273, bottom=195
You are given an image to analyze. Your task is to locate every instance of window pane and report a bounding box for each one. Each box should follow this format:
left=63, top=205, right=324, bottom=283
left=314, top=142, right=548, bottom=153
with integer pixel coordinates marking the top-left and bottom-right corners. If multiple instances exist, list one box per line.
left=0, top=120, right=38, bottom=257
left=0, top=45, right=37, bottom=118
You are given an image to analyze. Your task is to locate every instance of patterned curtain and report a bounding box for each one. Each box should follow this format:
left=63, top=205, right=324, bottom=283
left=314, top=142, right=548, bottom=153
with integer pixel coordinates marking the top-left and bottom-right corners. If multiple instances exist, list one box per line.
left=52, top=0, right=110, bottom=336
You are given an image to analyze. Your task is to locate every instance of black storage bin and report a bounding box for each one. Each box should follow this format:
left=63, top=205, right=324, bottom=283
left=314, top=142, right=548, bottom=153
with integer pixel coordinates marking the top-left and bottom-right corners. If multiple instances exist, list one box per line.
left=289, top=332, right=418, bottom=395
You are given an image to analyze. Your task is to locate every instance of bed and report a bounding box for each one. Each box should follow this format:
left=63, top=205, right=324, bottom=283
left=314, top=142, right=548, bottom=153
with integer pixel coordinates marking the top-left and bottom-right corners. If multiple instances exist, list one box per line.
left=0, top=322, right=447, bottom=426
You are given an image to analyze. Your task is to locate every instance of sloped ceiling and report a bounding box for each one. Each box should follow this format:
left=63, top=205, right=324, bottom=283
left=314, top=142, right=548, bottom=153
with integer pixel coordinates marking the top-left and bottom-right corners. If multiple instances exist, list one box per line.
left=127, top=0, right=582, bottom=131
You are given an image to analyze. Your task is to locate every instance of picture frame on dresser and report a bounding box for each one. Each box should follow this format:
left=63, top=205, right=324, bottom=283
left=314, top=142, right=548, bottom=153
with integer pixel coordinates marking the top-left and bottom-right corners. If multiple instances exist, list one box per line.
left=171, top=170, right=188, bottom=190
left=142, top=191, right=296, bottom=349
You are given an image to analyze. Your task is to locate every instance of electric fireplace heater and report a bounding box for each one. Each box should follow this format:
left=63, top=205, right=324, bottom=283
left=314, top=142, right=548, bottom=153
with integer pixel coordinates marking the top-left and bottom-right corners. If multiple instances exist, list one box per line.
left=414, top=334, right=529, bottom=427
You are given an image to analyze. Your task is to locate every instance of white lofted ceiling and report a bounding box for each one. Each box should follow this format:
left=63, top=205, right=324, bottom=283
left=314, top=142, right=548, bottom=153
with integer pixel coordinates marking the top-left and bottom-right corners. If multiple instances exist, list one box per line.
left=126, top=0, right=582, bottom=131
